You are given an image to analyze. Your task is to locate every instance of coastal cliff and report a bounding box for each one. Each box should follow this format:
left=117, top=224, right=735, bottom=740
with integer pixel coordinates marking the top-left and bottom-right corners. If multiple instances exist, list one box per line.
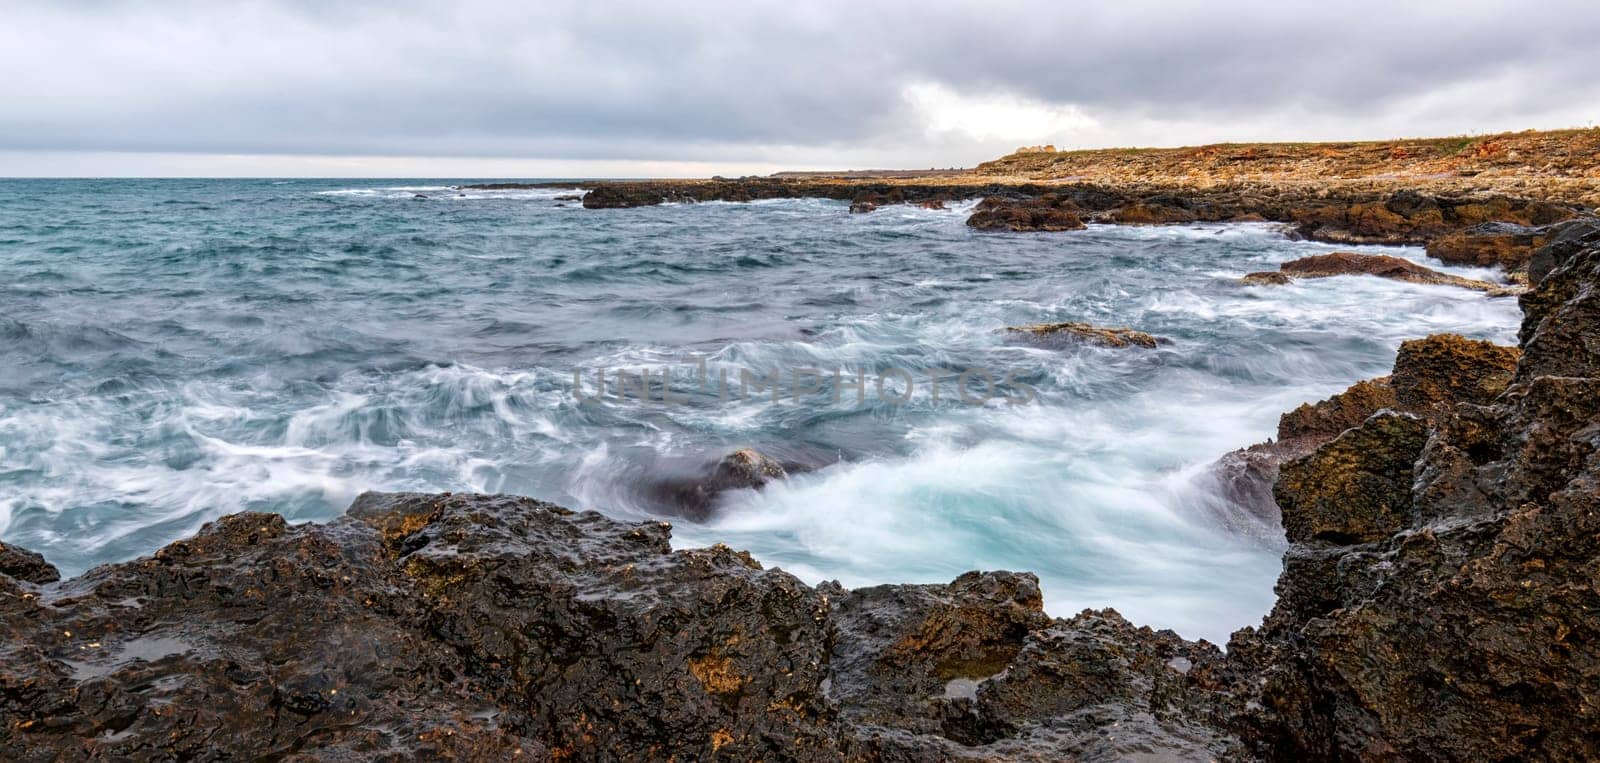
left=3, top=222, right=1599, bottom=759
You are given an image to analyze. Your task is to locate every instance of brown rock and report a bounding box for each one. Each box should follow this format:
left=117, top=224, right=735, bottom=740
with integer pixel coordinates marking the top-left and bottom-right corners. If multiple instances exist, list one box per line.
left=1277, top=377, right=1398, bottom=444
left=1275, top=412, right=1430, bottom=545
left=1276, top=251, right=1509, bottom=292
left=1425, top=222, right=1547, bottom=269
left=1390, top=334, right=1520, bottom=412
left=1004, top=321, right=1165, bottom=349
left=966, top=195, right=1086, bottom=231
left=1242, top=271, right=1293, bottom=285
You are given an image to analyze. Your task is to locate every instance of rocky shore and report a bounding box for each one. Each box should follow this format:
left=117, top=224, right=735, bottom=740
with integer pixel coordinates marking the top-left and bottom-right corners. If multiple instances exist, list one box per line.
left=3, top=221, right=1599, bottom=759
left=470, top=129, right=1600, bottom=263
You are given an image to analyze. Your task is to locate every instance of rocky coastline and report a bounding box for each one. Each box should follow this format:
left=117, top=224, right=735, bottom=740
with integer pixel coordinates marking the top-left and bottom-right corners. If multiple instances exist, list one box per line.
left=6, top=129, right=1600, bottom=759
left=2, top=220, right=1597, bottom=759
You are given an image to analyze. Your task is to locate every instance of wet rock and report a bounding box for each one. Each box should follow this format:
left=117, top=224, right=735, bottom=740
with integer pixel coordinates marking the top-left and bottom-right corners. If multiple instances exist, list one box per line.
left=1425, top=221, right=1548, bottom=269
left=1517, top=228, right=1600, bottom=382
left=1242, top=270, right=1293, bottom=285
left=1267, top=251, right=1512, bottom=292
left=966, top=194, right=1086, bottom=231
left=828, top=574, right=1239, bottom=759
left=1229, top=231, right=1600, bottom=760
left=1389, top=333, right=1520, bottom=413
left=1004, top=321, right=1165, bottom=349
left=643, top=448, right=795, bottom=520
left=553, top=194, right=582, bottom=201
left=0, top=541, right=58, bottom=584
left=1276, top=377, right=1398, bottom=445
left=1275, top=411, right=1430, bottom=545
left=1526, top=218, right=1600, bottom=285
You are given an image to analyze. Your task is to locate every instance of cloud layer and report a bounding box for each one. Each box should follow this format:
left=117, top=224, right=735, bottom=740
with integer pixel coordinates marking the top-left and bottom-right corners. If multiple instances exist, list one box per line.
left=3, top=0, right=1598, bottom=175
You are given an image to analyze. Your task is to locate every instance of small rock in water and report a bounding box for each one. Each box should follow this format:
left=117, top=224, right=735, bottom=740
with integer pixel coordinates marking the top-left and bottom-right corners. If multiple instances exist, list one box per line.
left=1004, top=321, right=1165, bottom=349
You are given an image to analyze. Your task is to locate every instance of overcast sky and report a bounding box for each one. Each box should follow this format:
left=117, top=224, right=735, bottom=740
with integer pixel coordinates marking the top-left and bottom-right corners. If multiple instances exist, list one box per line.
left=3, top=0, right=1598, bottom=177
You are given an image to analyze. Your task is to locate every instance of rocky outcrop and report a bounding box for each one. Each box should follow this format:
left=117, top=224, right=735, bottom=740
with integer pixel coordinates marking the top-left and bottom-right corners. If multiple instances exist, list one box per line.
left=0, top=492, right=1240, bottom=760
left=3, top=207, right=1595, bottom=761
left=1243, top=251, right=1517, bottom=293
left=1425, top=221, right=1548, bottom=269
left=1003, top=321, right=1165, bottom=348
left=1211, top=333, right=1520, bottom=535
left=966, top=194, right=1086, bottom=231
left=1225, top=230, right=1600, bottom=760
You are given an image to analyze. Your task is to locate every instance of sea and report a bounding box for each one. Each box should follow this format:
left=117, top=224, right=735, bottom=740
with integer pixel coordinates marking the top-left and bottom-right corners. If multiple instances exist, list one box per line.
left=0, top=179, right=1521, bottom=642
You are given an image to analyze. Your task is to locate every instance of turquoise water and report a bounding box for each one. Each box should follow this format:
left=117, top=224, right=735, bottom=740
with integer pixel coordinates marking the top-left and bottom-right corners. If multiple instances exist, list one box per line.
left=0, top=179, right=1520, bottom=641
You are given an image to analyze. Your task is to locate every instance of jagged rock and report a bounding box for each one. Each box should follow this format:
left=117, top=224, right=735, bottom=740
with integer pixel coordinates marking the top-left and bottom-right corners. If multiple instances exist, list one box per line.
left=1004, top=321, right=1165, bottom=349
left=1389, top=334, right=1520, bottom=412
left=1526, top=218, right=1600, bottom=285
left=1229, top=231, right=1600, bottom=760
left=828, top=574, right=1239, bottom=759
left=0, top=492, right=1245, bottom=760
left=1277, top=377, right=1398, bottom=445
left=1517, top=227, right=1600, bottom=382
left=966, top=195, right=1086, bottom=231
left=643, top=448, right=794, bottom=520
left=0, top=542, right=58, bottom=584
left=1275, top=412, right=1430, bottom=545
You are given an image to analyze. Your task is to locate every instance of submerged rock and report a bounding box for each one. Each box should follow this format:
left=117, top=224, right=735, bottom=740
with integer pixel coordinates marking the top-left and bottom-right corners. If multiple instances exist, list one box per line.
left=1004, top=321, right=1165, bottom=349
left=642, top=447, right=796, bottom=520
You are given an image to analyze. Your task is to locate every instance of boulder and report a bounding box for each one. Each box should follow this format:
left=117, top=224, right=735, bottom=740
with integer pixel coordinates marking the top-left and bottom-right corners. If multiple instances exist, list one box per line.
left=1274, top=412, right=1430, bottom=545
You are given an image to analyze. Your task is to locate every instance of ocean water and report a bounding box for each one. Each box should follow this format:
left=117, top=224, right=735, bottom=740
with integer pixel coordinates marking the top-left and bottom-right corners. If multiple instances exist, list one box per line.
left=0, top=179, right=1520, bottom=642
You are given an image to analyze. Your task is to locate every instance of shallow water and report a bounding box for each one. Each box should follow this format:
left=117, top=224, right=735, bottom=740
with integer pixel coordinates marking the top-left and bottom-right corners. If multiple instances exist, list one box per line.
left=0, top=179, right=1519, bottom=642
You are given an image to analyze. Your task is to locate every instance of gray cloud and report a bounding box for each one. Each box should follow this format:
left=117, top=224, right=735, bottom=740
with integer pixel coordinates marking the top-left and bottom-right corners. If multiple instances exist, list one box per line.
left=2, top=0, right=1598, bottom=173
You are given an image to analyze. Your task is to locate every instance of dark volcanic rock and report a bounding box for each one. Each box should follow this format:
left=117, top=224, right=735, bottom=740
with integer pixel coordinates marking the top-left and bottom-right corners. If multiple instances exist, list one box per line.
left=0, top=492, right=1242, bottom=760
left=1227, top=231, right=1600, bottom=760
left=643, top=447, right=796, bottom=520
left=966, top=194, right=1086, bottom=231
left=0, top=541, right=58, bottom=584
left=1526, top=218, right=1600, bottom=285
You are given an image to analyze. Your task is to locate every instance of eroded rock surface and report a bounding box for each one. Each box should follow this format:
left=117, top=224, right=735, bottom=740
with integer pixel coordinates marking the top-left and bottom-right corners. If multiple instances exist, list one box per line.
left=1225, top=229, right=1600, bottom=760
